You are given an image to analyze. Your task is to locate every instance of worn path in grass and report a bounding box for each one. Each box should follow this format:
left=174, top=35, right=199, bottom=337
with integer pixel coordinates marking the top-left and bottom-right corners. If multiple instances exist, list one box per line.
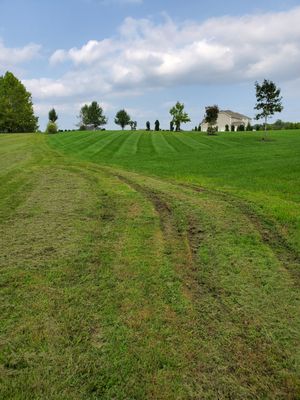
left=0, top=133, right=299, bottom=399
left=50, top=130, right=300, bottom=252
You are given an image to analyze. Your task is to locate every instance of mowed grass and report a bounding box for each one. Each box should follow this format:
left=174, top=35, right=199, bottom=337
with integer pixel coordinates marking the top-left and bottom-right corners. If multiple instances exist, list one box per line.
left=0, top=131, right=299, bottom=399
left=50, top=130, right=300, bottom=250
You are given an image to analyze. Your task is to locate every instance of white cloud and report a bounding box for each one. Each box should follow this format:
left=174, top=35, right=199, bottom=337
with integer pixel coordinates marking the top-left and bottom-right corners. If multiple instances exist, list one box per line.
left=34, top=100, right=113, bottom=117
left=0, top=40, right=41, bottom=70
left=27, top=6, right=300, bottom=117
left=50, top=39, right=118, bottom=65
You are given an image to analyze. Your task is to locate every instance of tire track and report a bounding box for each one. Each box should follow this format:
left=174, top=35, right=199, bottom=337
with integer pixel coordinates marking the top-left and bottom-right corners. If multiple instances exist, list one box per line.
left=180, top=182, right=300, bottom=284
left=109, top=172, right=206, bottom=293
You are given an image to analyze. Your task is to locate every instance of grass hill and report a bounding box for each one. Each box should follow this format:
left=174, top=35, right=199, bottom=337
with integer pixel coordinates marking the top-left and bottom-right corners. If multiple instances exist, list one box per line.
left=1, top=130, right=299, bottom=399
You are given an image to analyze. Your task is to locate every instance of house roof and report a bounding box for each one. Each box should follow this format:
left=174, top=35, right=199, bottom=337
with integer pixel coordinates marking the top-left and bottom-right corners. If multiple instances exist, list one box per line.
left=200, top=109, right=252, bottom=125
left=220, top=110, right=251, bottom=120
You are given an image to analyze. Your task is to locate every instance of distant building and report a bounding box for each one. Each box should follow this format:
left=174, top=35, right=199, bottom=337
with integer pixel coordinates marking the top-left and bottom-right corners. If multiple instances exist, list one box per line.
left=201, top=110, right=251, bottom=132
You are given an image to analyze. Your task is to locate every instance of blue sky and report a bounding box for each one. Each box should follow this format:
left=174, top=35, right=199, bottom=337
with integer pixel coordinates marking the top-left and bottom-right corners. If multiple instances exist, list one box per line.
left=1, top=0, right=300, bottom=130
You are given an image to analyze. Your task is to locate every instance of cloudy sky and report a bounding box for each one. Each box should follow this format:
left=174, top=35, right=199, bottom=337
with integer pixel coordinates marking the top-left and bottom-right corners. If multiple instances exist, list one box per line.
left=1, top=0, right=300, bottom=130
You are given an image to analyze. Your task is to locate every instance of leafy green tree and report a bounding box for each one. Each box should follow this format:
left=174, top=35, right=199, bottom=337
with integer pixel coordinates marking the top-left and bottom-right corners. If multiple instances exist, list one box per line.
left=169, top=101, right=191, bottom=131
left=49, top=108, right=58, bottom=123
left=79, top=104, right=89, bottom=128
left=79, top=101, right=107, bottom=130
left=0, top=71, right=38, bottom=133
left=154, top=120, right=160, bottom=131
left=146, top=121, right=150, bottom=131
left=254, top=79, right=283, bottom=138
left=115, top=109, right=131, bottom=130
left=204, top=105, right=219, bottom=135
left=89, top=101, right=107, bottom=129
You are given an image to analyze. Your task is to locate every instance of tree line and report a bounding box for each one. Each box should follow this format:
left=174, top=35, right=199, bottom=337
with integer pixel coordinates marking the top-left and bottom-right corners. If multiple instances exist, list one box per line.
left=0, top=71, right=286, bottom=135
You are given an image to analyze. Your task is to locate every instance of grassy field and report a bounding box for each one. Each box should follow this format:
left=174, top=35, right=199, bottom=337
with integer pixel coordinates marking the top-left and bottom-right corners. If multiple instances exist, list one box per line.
left=0, top=130, right=299, bottom=399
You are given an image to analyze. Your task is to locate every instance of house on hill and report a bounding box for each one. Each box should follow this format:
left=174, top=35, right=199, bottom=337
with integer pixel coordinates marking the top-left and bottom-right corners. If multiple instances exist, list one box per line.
left=200, top=110, right=251, bottom=132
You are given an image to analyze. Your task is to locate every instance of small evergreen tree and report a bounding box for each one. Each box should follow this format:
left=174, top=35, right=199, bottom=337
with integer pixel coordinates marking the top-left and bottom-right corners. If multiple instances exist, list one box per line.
left=170, top=121, right=174, bottom=131
left=49, top=108, right=58, bottom=123
left=155, top=120, right=160, bottom=131
left=231, top=125, right=235, bottom=132
left=246, top=122, right=253, bottom=131
left=225, top=124, right=229, bottom=132
left=146, top=121, right=150, bottom=131
left=115, top=109, right=131, bottom=130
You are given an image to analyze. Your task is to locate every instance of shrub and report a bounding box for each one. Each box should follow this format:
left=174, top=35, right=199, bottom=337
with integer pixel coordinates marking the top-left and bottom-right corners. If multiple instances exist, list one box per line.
left=237, top=124, right=245, bottom=131
left=207, top=126, right=218, bottom=135
left=225, top=124, right=229, bottom=132
left=231, top=125, right=235, bottom=132
left=246, top=123, right=253, bottom=131
left=46, top=121, right=58, bottom=134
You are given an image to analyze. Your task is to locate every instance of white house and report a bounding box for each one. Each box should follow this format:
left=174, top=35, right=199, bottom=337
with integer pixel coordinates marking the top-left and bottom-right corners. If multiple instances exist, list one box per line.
left=200, top=110, right=251, bottom=132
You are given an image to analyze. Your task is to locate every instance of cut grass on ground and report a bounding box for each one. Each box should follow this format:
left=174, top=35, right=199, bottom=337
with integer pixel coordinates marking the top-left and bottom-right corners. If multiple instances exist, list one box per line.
left=0, top=131, right=299, bottom=399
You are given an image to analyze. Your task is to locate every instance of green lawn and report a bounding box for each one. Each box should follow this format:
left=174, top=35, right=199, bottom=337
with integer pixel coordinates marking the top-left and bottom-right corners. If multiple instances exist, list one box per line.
left=50, top=130, right=300, bottom=251
left=0, top=131, right=299, bottom=399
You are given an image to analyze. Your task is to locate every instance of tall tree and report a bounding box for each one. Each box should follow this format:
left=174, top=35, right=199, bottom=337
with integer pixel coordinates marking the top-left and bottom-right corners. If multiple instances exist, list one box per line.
left=154, top=120, right=160, bottom=131
left=254, top=79, right=283, bottom=138
left=79, top=104, right=89, bottom=128
left=0, top=71, right=38, bottom=133
left=169, top=101, right=191, bottom=131
left=49, top=108, right=58, bottom=123
left=115, top=109, right=131, bottom=130
left=79, top=101, right=107, bottom=130
left=204, top=105, right=219, bottom=135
